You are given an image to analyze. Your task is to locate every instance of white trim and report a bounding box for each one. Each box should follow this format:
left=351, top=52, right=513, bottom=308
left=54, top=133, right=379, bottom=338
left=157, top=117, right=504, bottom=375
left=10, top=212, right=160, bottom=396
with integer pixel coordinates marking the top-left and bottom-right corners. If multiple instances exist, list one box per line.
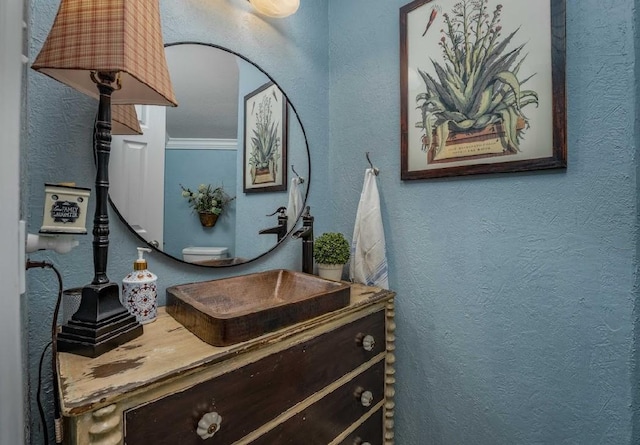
left=135, top=104, right=149, bottom=128
left=0, top=0, right=25, bottom=444
left=166, top=137, right=238, bottom=150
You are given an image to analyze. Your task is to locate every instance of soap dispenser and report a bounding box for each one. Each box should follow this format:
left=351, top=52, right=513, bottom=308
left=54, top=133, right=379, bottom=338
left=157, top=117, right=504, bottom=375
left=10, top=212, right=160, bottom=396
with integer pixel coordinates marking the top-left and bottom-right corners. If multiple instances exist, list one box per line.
left=122, top=247, right=158, bottom=324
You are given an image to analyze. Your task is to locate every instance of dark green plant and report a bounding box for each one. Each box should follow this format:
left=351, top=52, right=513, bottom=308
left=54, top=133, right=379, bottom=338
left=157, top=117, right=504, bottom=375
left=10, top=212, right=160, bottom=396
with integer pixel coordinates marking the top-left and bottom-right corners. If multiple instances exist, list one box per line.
left=180, top=183, right=235, bottom=215
left=416, top=0, right=538, bottom=155
left=313, top=232, right=350, bottom=265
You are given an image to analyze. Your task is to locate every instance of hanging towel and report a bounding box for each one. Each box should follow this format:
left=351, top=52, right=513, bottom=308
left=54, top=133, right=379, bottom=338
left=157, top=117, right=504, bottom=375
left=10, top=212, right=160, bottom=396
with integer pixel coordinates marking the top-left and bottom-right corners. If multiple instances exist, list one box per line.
left=350, top=168, right=389, bottom=289
left=286, top=177, right=304, bottom=231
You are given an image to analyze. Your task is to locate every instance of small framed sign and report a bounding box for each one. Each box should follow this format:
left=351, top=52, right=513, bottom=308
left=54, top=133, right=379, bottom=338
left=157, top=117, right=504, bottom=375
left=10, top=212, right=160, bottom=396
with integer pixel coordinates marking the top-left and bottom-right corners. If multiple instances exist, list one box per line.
left=40, top=184, right=91, bottom=234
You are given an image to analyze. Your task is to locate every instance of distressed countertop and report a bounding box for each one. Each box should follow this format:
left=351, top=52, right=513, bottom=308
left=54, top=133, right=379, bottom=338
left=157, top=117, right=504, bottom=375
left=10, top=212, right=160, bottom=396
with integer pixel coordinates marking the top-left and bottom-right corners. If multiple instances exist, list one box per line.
left=56, top=283, right=394, bottom=416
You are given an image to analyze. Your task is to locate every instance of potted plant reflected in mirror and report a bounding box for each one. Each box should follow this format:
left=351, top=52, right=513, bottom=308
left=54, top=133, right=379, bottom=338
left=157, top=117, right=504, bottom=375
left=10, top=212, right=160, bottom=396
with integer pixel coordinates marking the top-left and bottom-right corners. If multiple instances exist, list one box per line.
left=180, top=184, right=235, bottom=228
left=313, top=232, right=350, bottom=281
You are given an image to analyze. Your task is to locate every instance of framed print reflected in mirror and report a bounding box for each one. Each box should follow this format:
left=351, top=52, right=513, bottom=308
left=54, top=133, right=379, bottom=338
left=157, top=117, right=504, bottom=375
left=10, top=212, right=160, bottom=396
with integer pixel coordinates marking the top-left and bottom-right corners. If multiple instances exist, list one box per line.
left=243, top=81, right=288, bottom=193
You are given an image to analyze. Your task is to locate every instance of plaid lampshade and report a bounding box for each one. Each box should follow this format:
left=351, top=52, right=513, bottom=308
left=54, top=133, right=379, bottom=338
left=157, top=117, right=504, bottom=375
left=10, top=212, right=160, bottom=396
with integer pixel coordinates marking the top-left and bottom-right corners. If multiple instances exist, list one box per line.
left=112, top=105, right=142, bottom=135
left=32, top=0, right=177, bottom=107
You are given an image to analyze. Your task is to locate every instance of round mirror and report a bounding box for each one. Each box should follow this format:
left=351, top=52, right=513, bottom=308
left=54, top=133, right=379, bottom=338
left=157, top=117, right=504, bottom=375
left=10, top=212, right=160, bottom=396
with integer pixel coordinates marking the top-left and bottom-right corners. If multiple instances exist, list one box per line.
left=109, top=42, right=310, bottom=266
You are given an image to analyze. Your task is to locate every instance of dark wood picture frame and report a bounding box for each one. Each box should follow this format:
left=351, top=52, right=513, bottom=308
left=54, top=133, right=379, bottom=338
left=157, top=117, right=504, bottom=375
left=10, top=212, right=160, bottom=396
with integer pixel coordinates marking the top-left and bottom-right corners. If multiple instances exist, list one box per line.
left=243, top=81, right=288, bottom=193
left=400, top=0, right=566, bottom=180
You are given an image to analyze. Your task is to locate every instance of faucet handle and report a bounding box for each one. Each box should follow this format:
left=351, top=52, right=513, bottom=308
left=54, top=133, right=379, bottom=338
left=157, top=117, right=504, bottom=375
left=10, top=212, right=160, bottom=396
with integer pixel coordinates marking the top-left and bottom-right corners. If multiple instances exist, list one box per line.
left=302, top=206, right=312, bottom=219
left=266, top=206, right=287, bottom=217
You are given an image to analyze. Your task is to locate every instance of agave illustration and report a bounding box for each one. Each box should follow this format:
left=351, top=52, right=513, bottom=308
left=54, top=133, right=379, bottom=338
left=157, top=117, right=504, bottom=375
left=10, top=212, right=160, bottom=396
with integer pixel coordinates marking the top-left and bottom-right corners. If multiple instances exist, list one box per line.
left=249, top=95, right=281, bottom=174
left=417, top=0, right=538, bottom=155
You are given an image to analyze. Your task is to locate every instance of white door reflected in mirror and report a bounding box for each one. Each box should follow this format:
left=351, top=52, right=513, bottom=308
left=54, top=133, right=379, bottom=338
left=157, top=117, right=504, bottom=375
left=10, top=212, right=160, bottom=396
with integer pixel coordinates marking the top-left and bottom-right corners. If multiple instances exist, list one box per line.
left=111, top=105, right=166, bottom=249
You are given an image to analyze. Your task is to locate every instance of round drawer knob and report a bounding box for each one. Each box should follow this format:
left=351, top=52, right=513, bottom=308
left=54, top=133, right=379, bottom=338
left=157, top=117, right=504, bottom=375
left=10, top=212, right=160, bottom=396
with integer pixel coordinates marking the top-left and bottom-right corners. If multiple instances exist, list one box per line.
left=356, top=333, right=375, bottom=352
left=197, top=411, right=222, bottom=440
left=354, top=387, right=374, bottom=407
left=360, top=390, right=374, bottom=407
left=353, top=439, right=371, bottom=445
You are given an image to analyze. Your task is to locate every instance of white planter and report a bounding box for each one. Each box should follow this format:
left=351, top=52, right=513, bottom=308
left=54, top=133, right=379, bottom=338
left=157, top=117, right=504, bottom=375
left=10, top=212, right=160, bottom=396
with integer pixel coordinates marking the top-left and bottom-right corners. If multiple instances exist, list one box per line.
left=317, top=263, right=344, bottom=281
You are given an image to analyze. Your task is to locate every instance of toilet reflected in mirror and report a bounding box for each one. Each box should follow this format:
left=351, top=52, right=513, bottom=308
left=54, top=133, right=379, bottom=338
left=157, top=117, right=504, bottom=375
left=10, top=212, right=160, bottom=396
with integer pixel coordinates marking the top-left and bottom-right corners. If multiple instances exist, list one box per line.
left=182, top=247, right=228, bottom=263
left=109, top=43, right=310, bottom=267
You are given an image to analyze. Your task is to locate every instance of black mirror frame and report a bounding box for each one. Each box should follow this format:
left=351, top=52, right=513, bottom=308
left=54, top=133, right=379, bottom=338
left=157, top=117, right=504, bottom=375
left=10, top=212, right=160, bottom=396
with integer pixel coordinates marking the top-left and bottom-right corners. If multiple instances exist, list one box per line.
left=108, top=41, right=311, bottom=268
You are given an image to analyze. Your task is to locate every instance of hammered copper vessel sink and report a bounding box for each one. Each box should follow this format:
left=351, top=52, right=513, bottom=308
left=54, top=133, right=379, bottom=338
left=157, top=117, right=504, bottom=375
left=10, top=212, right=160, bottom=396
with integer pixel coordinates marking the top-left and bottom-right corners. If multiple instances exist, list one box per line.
left=166, top=269, right=351, bottom=346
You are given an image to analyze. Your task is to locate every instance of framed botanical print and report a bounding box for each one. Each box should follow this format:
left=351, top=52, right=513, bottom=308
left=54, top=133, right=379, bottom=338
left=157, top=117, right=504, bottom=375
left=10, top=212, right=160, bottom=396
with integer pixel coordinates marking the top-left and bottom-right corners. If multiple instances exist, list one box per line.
left=400, top=0, right=566, bottom=179
left=243, top=81, right=288, bottom=193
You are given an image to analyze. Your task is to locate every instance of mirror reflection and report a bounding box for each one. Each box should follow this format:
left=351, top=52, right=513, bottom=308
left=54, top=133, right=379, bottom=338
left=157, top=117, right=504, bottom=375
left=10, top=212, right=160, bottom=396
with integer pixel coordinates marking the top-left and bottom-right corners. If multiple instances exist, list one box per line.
left=109, top=43, right=310, bottom=266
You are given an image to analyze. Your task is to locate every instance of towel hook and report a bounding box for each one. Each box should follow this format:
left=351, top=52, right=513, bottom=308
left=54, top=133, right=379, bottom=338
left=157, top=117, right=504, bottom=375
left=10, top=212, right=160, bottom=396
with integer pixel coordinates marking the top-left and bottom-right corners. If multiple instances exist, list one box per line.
left=365, top=152, right=379, bottom=176
left=291, top=165, right=305, bottom=183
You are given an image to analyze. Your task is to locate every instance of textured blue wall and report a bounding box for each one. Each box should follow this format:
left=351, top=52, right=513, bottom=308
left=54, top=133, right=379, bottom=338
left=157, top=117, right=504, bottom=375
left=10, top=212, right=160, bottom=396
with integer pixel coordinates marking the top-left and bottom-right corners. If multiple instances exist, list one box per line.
left=329, top=0, right=637, bottom=443
left=25, top=0, right=639, bottom=444
left=164, top=148, right=238, bottom=258
left=25, top=1, right=328, bottom=443
left=632, top=1, right=640, bottom=443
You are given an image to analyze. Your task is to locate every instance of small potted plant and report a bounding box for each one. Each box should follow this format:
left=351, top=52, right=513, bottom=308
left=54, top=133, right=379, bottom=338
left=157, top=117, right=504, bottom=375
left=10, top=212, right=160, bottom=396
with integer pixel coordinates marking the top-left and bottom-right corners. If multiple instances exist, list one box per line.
left=313, top=232, right=350, bottom=281
left=180, top=183, right=235, bottom=228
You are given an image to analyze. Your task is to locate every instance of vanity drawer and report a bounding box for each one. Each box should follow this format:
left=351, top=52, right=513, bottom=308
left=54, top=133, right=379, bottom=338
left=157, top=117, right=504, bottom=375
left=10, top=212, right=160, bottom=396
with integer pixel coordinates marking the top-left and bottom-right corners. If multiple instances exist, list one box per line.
left=123, top=310, right=385, bottom=444
left=250, top=360, right=385, bottom=445
left=339, top=408, right=383, bottom=445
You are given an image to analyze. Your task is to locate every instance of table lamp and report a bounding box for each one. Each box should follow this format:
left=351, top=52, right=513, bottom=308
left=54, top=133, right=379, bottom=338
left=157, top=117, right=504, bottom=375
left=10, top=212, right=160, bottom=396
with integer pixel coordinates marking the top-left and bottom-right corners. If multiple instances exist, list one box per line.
left=112, top=105, right=142, bottom=136
left=32, top=0, right=177, bottom=357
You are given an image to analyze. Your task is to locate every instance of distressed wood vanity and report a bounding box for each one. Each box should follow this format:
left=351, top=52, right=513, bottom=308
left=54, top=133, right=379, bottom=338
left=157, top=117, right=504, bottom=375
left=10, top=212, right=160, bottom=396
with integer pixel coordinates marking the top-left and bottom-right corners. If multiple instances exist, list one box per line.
left=57, top=283, right=396, bottom=444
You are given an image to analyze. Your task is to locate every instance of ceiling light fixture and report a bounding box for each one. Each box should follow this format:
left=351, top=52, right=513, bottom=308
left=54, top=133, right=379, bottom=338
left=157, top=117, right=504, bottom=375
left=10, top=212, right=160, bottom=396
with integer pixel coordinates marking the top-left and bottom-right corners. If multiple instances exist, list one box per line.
left=249, top=0, right=299, bottom=18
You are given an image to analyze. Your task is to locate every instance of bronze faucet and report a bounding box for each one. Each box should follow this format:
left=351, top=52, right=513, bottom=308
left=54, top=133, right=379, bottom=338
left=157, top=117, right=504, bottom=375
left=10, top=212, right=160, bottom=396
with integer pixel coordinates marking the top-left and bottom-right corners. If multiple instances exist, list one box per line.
left=258, top=207, right=288, bottom=242
left=292, top=206, right=314, bottom=274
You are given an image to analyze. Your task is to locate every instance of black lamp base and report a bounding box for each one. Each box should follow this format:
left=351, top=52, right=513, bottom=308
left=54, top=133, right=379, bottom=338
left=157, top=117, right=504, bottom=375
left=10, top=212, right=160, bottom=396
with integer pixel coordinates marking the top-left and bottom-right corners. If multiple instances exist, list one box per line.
left=57, top=282, right=143, bottom=358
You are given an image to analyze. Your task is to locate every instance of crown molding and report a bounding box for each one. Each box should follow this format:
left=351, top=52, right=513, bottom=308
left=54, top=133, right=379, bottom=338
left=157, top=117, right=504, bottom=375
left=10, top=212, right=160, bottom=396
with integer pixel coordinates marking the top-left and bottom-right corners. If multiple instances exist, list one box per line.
left=166, top=138, right=238, bottom=150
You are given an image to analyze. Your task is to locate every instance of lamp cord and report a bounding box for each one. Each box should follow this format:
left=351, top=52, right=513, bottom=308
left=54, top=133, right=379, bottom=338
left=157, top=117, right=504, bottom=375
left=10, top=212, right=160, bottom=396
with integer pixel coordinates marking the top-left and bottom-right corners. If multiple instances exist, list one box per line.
left=36, top=341, right=52, bottom=445
left=27, top=260, right=64, bottom=445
